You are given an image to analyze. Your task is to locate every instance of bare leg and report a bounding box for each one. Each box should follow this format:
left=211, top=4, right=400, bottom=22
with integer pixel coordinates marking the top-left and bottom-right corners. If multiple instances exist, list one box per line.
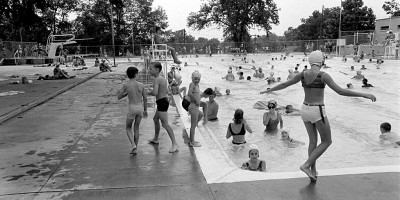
left=200, top=101, right=208, bottom=125
left=301, top=118, right=332, bottom=181
left=126, top=117, right=136, bottom=154
left=302, top=121, right=318, bottom=180
left=132, top=115, right=142, bottom=154
left=158, top=111, right=179, bottom=153
left=189, top=107, right=201, bottom=147
left=149, top=110, right=160, bottom=144
left=168, top=46, right=181, bottom=64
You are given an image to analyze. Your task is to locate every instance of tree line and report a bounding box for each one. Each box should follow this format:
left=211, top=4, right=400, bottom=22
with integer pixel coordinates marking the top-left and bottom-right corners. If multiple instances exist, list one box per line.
left=0, top=0, right=398, bottom=48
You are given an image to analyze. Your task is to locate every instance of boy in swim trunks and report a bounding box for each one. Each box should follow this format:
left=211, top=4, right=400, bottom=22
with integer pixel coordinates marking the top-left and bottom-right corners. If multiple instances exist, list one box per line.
left=117, top=67, right=148, bottom=155
left=147, top=62, right=179, bottom=153
left=379, top=122, right=400, bottom=147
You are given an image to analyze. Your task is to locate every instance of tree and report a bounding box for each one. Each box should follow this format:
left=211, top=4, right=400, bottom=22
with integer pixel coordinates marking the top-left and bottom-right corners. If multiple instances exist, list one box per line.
left=187, top=0, right=279, bottom=46
left=341, top=0, right=375, bottom=32
left=282, top=0, right=375, bottom=40
left=382, top=0, right=400, bottom=16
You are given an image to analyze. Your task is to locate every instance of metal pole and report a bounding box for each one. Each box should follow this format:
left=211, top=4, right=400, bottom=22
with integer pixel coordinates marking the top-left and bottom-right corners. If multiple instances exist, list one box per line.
left=339, top=0, right=342, bottom=39
left=132, top=0, right=135, bottom=57
left=110, top=2, right=116, bottom=67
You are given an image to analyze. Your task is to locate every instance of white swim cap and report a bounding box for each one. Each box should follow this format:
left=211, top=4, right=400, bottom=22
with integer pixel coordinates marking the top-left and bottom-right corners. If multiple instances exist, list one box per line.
left=270, top=72, right=274, bottom=76
left=228, top=69, right=232, bottom=73
left=192, top=70, right=201, bottom=78
left=289, top=69, right=293, bottom=73
left=308, top=50, right=324, bottom=66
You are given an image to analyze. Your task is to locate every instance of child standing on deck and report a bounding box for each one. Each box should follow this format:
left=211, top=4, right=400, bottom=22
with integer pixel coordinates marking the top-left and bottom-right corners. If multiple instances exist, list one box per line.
left=187, top=71, right=212, bottom=147
left=117, top=67, right=148, bottom=155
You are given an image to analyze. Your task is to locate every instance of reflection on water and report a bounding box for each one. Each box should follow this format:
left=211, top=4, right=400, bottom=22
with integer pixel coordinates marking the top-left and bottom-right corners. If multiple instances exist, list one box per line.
left=177, top=53, right=400, bottom=172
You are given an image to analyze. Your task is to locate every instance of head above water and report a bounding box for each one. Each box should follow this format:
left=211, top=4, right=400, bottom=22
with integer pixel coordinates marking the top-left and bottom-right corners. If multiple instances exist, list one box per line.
left=308, top=50, right=324, bottom=66
left=233, top=108, right=244, bottom=124
left=226, top=89, right=230, bottom=95
left=380, top=122, right=391, bottom=132
left=267, top=99, right=277, bottom=109
left=249, top=149, right=259, bottom=158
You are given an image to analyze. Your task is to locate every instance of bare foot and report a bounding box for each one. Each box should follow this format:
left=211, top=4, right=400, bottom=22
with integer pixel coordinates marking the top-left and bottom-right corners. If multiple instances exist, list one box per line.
left=130, top=147, right=137, bottom=155
left=169, top=144, right=179, bottom=153
left=148, top=139, right=159, bottom=144
left=300, top=164, right=316, bottom=182
left=189, top=142, right=201, bottom=147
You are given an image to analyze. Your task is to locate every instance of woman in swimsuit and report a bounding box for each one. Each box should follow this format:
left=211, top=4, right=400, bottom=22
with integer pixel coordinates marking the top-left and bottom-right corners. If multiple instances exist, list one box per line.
left=263, top=100, right=283, bottom=134
left=241, top=149, right=266, bottom=172
left=260, top=50, right=376, bottom=182
left=226, top=109, right=252, bottom=145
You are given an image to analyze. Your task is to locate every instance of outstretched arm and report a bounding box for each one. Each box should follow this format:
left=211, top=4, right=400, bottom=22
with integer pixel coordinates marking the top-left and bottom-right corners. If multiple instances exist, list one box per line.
left=323, top=73, right=376, bottom=101
left=260, top=73, right=302, bottom=94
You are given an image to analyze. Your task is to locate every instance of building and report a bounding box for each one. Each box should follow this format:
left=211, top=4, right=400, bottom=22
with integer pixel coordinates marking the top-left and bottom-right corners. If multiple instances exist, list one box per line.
left=374, top=16, right=400, bottom=44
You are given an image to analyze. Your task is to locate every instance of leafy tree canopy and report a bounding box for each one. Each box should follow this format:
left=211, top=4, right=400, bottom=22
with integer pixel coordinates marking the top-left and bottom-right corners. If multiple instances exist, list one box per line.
left=382, top=0, right=400, bottom=16
left=187, top=0, right=279, bottom=45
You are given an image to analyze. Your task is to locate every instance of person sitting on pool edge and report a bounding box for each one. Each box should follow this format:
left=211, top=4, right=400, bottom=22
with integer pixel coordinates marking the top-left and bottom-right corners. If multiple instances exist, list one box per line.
left=154, top=26, right=181, bottom=64
left=241, top=149, right=266, bottom=172
left=379, top=122, right=400, bottom=147
left=226, top=109, right=252, bottom=145
left=263, top=100, right=283, bottom=134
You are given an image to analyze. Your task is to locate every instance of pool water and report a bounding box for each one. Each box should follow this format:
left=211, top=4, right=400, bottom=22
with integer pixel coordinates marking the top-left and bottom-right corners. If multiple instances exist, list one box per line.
left=176, top=53, right=400, bottom=173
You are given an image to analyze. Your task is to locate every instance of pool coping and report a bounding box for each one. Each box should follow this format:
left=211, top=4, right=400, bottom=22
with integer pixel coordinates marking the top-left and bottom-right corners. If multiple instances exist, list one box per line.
left=172, top=94, right=400, bottom=184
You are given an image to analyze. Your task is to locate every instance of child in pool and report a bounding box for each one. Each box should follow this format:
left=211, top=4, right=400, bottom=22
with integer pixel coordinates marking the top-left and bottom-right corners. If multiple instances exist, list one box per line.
left=239, top=72, right=244, bottom=80
left=226, top=109, right=252, bottom=145
left=226, top=89, right=231, bottom=95
left=362, top=78, right=373, bottom=87
left=281, top=129, right=305, bottom=147
left=379, top=122, right=400, bottom=147
left=263, top=100, right=283, bottom=134
left=241, top=149, right=266, bottom=172
left=352, top=71, right=365, bottom=80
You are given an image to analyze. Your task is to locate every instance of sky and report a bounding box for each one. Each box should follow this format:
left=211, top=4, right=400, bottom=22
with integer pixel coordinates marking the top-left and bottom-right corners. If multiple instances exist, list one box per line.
left=152, top=0, right=392, bottom=39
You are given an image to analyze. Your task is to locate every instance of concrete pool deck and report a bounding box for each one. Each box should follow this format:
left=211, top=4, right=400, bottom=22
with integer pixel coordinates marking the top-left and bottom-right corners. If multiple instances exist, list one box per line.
left=0, top=57, right=399, bottom=200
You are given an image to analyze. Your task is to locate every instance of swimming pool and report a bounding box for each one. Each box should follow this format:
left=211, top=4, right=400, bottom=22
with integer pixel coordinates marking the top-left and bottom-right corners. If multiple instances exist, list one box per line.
left=174, top=53, right=400, bottom=183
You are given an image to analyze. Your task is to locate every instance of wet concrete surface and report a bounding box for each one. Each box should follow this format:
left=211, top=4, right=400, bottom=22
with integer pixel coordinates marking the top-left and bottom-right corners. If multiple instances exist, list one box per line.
left=0, top=62, right=399, bottom=200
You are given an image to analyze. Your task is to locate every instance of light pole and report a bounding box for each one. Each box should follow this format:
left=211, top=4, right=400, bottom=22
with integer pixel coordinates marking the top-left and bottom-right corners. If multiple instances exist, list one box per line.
left=339, top=0, right=343, bottom=39
left=109, top=1, right=116, bottom=67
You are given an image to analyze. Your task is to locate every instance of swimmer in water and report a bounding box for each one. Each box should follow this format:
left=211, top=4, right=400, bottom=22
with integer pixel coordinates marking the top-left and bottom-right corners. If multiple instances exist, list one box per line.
left=281, top=129, right=305, bottom=147
left=226, top=109, right=252, bottom=145
left=241, top=149, right=266, bottom=172
left=263, top=100, right=283, bottom=134
left=226, top=89, right=230, bottom=95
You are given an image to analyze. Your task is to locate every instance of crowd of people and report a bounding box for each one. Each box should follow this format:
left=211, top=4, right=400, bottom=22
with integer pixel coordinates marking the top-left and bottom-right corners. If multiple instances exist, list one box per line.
left=114, top=37, right=397, bottom=182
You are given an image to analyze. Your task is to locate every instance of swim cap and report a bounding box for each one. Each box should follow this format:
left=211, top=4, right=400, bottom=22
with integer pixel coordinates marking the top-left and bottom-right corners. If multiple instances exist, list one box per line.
left=267, top=100, right=277, bottom=109
left=308, top=50, right=324, bottom=66
left=270, top=72, right=274, bottom=76
left=192, top=70, right=201, bottom=78
left=356, top=70, right=362, bottom=75
left=258, top=67, right=262, bottom=71
left=288, top=69, right=293, bottom=73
